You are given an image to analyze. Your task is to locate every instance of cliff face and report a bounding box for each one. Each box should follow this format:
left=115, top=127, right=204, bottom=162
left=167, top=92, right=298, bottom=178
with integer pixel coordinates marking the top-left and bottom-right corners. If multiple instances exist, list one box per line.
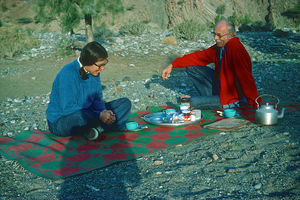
left=110, top=0, right=298, bottom=30
left=1, top=0, right=298, bottom=33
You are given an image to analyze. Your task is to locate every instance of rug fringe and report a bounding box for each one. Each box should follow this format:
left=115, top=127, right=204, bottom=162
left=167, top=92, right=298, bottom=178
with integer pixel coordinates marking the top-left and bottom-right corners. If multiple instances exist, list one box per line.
left=2, top=156, right=27, bottom=171
left=12, top=160, right=26, bottom=171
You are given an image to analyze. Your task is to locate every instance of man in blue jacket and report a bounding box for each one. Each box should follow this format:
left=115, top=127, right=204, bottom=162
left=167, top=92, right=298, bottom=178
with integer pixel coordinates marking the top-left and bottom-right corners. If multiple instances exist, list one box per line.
left=46, top=41, right=131, bottom=140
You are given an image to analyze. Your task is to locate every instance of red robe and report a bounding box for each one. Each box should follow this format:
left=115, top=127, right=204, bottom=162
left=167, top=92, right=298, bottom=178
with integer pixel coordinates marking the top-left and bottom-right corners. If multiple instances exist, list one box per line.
left=172, top=37, right=259, bottom=107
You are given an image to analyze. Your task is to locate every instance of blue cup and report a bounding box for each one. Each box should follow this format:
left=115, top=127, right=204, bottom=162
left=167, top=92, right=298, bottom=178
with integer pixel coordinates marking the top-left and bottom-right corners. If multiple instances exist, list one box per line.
left=224, top=109, right=236, bottom=118
left=126, top=122, right=139, bottom=131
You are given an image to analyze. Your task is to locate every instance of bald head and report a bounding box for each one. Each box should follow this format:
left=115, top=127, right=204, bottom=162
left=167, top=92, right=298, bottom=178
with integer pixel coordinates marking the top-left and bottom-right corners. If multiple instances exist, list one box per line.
left=216, top=19, right=235, bottom=34
left=214, top=19, right=235, bottom=47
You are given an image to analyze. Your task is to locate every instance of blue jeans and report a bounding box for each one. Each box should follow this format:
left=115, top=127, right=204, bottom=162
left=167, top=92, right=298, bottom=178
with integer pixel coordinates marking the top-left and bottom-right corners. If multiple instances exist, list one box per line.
left=186, top=66, right=246, bottom=109
left=48, top=98, right=131, bottom=137
left=186, top=66, right=222, bottom=109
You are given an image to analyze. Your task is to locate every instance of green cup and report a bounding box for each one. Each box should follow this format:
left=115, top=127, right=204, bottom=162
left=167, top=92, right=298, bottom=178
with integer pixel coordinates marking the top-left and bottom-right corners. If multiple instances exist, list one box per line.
left=126, top=122, right=139, bottom=131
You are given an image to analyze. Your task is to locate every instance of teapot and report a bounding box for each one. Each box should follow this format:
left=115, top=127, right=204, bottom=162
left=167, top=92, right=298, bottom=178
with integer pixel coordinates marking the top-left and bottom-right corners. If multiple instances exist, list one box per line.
left=255, top=94, right=285, bottom=125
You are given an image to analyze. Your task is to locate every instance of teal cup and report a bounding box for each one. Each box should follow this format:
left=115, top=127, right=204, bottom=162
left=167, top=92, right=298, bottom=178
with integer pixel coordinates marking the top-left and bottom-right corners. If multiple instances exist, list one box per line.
left=126, top=122, right=139, bottom=131
left=224, top=109, right=236, bottom=118
left=165, top=109, right=177, bottom=115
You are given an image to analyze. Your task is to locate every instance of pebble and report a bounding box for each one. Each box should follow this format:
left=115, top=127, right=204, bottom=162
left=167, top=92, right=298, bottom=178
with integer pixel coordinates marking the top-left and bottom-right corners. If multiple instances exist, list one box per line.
left=153, top=160, right=164, bottom=166
left=86, top=184, right=100, bottom=192
left=212, top=154, right=219, bottom=161
left=7, top=132, right=13, bottom=137
left=254, top=183, right=262, bottom=190
left=227, top=169, right=239, bottom=173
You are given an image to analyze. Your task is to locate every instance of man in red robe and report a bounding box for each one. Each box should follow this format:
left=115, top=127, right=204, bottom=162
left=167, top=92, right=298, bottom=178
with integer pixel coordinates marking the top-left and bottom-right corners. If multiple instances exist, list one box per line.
left=162, top=19, right=260, bottom=109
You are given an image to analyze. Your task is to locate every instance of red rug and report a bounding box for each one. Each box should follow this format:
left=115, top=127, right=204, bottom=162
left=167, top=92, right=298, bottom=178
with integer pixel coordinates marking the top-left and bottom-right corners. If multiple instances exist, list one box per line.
left=0, top=104, right=298, bottom=180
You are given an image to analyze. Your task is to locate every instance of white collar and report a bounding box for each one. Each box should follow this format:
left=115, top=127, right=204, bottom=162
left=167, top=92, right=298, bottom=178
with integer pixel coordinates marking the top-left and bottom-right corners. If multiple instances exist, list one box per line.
left=77, top=56, right=83, bottom=68
left=77, top=56, right=89, bottom=73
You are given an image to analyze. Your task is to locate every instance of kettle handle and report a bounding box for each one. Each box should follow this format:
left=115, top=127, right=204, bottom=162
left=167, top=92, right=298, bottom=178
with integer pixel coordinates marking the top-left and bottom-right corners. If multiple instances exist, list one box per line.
left=255, top=94, right=280, bottom=109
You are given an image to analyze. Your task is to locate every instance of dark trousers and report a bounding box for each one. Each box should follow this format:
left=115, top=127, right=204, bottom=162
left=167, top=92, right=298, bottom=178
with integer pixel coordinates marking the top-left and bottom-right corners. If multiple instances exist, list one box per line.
left=186, top=66, right=222, bottom=109
left=48, top=98, right=131, bottom=137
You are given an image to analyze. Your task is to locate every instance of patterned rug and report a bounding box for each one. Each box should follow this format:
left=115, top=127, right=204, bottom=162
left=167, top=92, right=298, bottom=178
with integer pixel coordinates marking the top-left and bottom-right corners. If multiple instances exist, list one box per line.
left=0, top=104, right=298, bottom=180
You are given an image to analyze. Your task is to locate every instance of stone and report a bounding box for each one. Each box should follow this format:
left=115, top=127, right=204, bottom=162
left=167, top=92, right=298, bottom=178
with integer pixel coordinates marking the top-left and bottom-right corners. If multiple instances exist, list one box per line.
left=254, top=183, right=262, bottom=190
left=7, top=132, right=13, bottom=137
left=153, top=160, right=164, bottom=166
left=212, top=154, right=219, bottom=161
left=162, top=36, right=177, bottom=45
left=114, top=87, right=123, bottom=93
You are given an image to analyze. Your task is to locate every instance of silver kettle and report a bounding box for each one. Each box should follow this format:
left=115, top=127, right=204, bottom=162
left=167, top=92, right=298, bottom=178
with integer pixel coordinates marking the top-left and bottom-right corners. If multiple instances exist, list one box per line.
left=255, top=94, right=285, bottom=125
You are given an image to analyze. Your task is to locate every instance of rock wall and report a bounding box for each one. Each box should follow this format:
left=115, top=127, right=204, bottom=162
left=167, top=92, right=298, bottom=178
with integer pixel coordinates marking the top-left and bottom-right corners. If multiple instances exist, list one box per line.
left=105, top=0, right=298, bottom=30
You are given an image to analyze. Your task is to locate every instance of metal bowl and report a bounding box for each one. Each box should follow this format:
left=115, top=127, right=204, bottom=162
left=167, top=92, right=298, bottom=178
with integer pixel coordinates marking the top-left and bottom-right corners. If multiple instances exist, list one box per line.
left=142, top=112, right=203, bottom=126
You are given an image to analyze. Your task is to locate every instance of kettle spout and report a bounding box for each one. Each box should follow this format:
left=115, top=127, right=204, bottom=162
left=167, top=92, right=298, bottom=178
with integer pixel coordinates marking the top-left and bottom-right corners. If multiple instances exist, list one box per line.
left=278, top=108, right=285, bottom=119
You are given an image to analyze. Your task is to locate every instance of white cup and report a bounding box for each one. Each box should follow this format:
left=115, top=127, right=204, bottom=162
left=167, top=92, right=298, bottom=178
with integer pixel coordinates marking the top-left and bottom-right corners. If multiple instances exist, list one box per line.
left=194, top=109, right=201, bottom=118
left=190, top=115, right=196, bottom=121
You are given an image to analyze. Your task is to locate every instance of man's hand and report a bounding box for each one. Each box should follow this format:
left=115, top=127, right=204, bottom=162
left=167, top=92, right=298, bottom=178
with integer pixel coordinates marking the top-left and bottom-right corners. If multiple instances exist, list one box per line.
left=100, top=110, right=116, bottom=124
left=162, top=64, right=173, bottom=80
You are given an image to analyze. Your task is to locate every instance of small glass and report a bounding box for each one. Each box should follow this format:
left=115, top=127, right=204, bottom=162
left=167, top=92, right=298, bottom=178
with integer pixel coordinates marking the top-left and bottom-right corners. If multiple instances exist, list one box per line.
left=182, top=110, right=191, bottom=121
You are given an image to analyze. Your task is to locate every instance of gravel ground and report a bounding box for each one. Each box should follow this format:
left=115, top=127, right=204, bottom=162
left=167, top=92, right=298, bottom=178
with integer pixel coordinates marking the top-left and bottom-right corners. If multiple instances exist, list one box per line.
left=0, top=31, right=300, bottom=199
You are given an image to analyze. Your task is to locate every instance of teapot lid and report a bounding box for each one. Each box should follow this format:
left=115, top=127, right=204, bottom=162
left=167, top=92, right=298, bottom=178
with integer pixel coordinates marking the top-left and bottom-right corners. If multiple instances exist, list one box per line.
left=258, top=103, right=278, bottom=113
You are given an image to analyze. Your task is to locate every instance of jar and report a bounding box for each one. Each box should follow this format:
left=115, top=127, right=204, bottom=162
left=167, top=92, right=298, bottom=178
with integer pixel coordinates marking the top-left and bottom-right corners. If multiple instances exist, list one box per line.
left=181, top=97, right=190, bottom=110
left=179, top=105, right=189, bottom=113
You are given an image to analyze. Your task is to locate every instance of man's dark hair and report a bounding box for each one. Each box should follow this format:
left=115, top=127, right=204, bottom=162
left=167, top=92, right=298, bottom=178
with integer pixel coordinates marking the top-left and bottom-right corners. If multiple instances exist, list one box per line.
left=79, top=41, right=108, bottom=66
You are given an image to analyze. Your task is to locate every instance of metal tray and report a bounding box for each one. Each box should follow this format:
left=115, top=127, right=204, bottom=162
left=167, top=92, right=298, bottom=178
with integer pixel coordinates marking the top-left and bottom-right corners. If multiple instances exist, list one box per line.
left=142, top=112, right=203, bottom=126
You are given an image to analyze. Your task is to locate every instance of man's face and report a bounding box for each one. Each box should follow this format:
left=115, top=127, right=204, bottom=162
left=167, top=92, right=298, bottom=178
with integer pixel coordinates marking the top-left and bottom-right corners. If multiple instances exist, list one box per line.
left=84, top=59, right=108, bottom=76
left=213, top=21, right=233, bottom=47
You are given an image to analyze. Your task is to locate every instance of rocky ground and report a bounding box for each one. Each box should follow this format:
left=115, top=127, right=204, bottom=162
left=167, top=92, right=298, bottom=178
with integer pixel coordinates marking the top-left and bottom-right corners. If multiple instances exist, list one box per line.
left=0, top=31, right=299, bottom=199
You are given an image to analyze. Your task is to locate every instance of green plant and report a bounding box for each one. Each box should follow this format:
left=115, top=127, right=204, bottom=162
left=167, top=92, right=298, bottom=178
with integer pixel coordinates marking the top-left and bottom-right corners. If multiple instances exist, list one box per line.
left=173, top=20, right=208, bottom=41
left=239, top=15, right=252, bottom=26
left=228, top=12, right=252, bottom=27
left=214, top=15, right=225, bottom=24
left=1, top=2, right=7, bottom=12
left=282, top=4, right=300, bottom=25
left=56, top=34, right=74, bottom=56
left=32, top=0, right=124, bottom=42
left=0, top=27, right=40, bottom=58
left=238, top=21, right=274, bottom=32
left=126, top=5, right=135, bottom=11
left=177, top=0, right=185, bottom=5
left=214, top=4, right=226, bottom=24
left=94, top=23, right=113, bottom=39
left=273, top=29, right=289, bottom=38
left=119, top=21, right=148, bottom=36
left=228, top=12, right=238, bottom=25
left=216, top=4, right=225, bottom=15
